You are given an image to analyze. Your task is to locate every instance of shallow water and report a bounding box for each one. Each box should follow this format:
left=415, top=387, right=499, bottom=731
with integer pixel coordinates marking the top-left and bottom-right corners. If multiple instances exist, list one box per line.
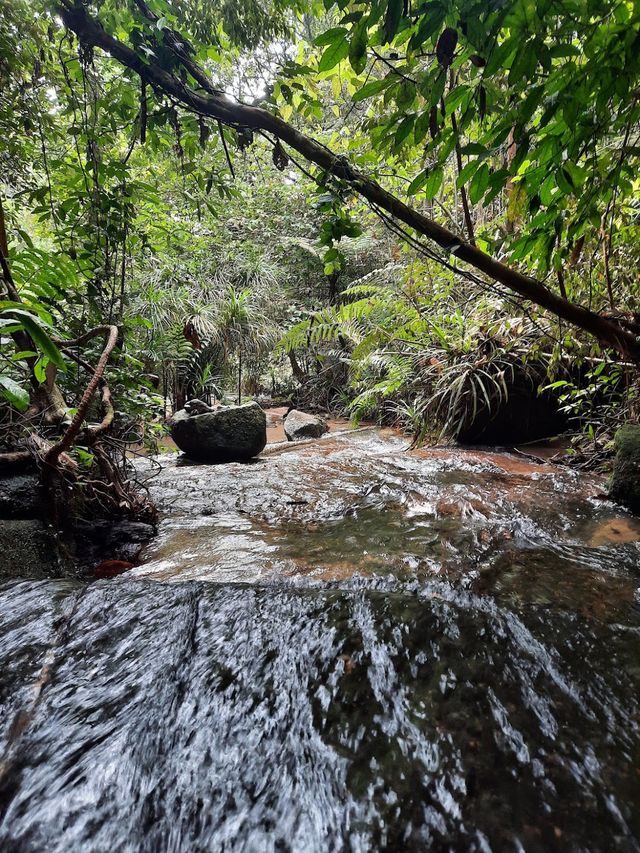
left=1, top=429, right=639, bottom=851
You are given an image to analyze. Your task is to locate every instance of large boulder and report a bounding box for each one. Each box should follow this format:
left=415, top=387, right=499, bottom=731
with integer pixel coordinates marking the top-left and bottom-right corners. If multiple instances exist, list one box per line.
left=609, top=424, right=640, bottom=513
left=284, top=409, right=329, bottom=441
left=171, top=401, right=267, bottom=462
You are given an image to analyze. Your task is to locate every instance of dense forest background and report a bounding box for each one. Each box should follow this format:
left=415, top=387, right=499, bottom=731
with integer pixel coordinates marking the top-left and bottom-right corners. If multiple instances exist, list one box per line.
left=1, top=0, right=639, bottom=490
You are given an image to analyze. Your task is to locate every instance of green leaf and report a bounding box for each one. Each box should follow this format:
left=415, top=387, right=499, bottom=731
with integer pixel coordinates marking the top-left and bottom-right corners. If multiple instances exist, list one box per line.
left=395, top=79, right=415, bottom=109
left=318, top=36, right=349, bottom=72
left=5, top=310, right=65, bottom=370
left=413, top=110, right=431, bottom=144
left=0, top=375, right=29, bottom=412
left=314, top=27, right=348, bottom=47
left=456, top=159, right=480, bottom=188
left=555, top=167, right=574, bottom=196
left=348, top=21, right=368, bottom=74
left=408, top=5, right=446, bottom=52
left=352, top=77, right=393, bottom=101
left=469, top=163, right=490, bottom=204
left=383, top=0, right=403, bottom=44
left=444, top=84, right=469, bottom=114
left=407, top=169, right=429, bottom=195
left=394, top=115, right=415, bottom=147
left=33, top=356, right=47, bottom=383
left=425, top=167, right=443, bottom=199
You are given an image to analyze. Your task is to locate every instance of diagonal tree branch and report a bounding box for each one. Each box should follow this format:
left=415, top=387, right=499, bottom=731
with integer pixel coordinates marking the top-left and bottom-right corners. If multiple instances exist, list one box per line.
left=58, top=1, right=640, bottom=362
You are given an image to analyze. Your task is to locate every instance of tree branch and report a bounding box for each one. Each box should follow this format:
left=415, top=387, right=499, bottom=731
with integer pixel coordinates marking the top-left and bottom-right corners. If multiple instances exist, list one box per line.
left=44, top=325, right=119, bottom=467
left=58, top=1, right=640, bottom=362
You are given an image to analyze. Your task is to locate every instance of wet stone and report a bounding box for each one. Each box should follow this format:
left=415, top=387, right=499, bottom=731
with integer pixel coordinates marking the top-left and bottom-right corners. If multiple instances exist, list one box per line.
left=170, top=401, right=267, bottom=462
left=284, top=409, right=329, bottom=441
left=1, top=430, right=639, bottom=850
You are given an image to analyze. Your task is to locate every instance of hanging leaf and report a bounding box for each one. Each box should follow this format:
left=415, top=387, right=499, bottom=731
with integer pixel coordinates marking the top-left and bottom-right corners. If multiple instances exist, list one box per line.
left=478, top=84, right=486, bottom=119
left=394, top=115, right=415, bottom=147
left=352, top=77, right=393, bottom=102
left=469, top=163, right=490, bottom=204
left=407, top=169, right=429, bottom=195
left=4, top=310, right=65, bottom=369
left=395, top=79, right=416, bottom=109
left=413, top=111, right=431, bottom=144
left=314, top=27, right=348, bottom=47
left=408, top=6, right=446, bottom=52
left=348, top=20, right=368, bottom=74
left=383, top=0, right=403, bottom=44
left=429, top=105, right=439, bottom=139
left=436, top=28, right=458, bottom=68
left=425, top=167, right=444, bottom=200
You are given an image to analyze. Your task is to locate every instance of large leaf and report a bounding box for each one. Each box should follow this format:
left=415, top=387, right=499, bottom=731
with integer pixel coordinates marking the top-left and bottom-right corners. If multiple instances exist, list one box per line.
left=469, top=164, right=490, bottom=204
left=5, top=310, right=66, bottom=370
left=0, top=375, right=30, bottom=412
left=314, top=27, right=348, bottom=47
left=425, top=167, right=444, bottom=200
left=318, top=35, right=349, bottom=72
left=348, top=20, right=368, bottom=74
left=352, top=77, right=393, bottom=102
left=382, top=0, right=403, bottom=44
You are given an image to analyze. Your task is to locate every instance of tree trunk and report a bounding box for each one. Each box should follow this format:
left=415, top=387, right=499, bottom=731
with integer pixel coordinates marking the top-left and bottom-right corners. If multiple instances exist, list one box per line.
left=58, top=2, right=640, bottom=363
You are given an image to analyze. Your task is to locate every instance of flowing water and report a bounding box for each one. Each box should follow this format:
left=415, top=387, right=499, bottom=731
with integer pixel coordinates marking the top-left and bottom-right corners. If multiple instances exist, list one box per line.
left=1, top=428, right=640, bottom=851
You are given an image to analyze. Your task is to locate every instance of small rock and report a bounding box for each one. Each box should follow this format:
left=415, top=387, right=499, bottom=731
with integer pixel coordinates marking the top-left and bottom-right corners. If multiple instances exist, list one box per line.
left=184, top=398, right=213, bottom=415
left=93, top=559, right=134, bottom=579
left=283, top=410, right=329, bottom=441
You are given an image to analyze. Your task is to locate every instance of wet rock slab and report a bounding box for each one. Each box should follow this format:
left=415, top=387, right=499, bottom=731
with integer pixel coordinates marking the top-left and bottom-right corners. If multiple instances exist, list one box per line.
left=0, top=578, right=638, bottom=851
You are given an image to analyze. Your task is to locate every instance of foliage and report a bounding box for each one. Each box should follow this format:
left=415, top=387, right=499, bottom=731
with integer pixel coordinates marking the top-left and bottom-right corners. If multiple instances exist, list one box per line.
left=1, top=0, right=639, bottom=462
left=285, top=0, right=640, bottom=302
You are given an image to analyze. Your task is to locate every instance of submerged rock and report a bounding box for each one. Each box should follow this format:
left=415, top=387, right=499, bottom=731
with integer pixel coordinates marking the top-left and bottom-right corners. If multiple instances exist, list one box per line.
left=610, top=424, right=640, bottom=513
left=171, top=401, right=267, bottom=462
left=73, top=519, right=156, bottom=569
left=284, top=409, right=329, bottom=441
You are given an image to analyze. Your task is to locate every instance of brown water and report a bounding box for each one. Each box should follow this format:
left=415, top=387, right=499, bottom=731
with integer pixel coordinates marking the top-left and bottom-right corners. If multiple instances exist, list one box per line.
left=1, top=428, right=639, bottom=851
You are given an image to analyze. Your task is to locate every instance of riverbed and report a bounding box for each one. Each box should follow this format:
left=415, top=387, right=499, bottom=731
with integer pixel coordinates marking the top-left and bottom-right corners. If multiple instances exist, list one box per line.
left=1, top=427, right=639, bottom=850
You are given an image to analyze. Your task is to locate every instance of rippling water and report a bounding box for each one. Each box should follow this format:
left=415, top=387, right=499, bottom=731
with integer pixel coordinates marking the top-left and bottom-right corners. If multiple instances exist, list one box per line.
left=1, top=429, right=639, bottom=851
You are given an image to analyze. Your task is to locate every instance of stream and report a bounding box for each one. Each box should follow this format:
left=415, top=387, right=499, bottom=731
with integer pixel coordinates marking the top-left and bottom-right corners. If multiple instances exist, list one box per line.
left=1, top=428, right=640, bottom=851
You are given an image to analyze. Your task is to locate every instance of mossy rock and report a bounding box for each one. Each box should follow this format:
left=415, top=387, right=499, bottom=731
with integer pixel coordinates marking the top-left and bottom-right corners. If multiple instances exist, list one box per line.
left=609, top=424, right=640, bottom=513
left=170, top=401, right=267, bottom=462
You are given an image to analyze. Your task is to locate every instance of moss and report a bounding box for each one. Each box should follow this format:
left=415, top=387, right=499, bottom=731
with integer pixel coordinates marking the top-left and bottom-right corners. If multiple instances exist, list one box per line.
left=614, top=424, right=640, bottom=456
left=610, top=424, right=640, bottom=514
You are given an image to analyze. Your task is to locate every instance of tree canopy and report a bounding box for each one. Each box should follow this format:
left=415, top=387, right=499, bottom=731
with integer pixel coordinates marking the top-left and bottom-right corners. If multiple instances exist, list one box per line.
left=1, top=0, right=639, bottom=472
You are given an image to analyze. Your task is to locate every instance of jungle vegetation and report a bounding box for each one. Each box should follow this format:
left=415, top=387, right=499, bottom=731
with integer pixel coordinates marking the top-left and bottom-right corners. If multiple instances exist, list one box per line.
left=1, top=0, right=639, bottom=513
